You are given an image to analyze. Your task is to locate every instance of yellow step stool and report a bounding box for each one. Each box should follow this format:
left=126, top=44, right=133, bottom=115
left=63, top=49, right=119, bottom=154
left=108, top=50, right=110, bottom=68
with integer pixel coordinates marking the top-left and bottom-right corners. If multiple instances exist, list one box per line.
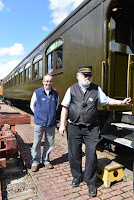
left=97, top=158, right=126, bottom=188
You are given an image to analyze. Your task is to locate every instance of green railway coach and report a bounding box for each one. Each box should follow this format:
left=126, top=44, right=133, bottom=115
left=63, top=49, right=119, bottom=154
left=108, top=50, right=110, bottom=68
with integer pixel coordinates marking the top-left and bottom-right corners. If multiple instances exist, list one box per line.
left=3, top=0, right=134, bottom=118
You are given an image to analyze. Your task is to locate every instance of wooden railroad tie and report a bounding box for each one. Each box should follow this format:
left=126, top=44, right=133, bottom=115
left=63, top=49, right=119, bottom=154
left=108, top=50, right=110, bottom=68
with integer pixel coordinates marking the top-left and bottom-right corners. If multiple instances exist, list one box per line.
left=0, top=114, right=31, bottom=126
left=97, top=158, right=126, bottom=188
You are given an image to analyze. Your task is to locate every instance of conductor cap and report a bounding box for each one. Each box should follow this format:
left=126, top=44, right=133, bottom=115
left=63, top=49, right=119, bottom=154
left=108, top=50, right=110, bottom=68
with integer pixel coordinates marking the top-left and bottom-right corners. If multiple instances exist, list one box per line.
left=78, top=65, right=92, bottom=75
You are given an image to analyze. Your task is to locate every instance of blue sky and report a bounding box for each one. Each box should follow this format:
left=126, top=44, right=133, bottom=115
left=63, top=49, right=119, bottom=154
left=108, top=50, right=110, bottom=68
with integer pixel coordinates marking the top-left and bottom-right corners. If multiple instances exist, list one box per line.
left=0, top=0, right=84, bottom=79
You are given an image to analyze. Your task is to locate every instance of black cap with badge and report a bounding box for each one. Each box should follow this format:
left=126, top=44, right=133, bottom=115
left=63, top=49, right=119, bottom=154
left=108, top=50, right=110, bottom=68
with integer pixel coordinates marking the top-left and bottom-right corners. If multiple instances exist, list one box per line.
left=78, top=65, right=92, bottom=75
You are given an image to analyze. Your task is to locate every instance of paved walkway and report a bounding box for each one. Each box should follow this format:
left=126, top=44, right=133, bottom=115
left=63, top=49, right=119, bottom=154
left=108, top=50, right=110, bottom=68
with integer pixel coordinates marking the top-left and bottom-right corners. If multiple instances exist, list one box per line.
left=1, top=103, right=134, bottom=199
left=16, top=125, right=134, bottom=199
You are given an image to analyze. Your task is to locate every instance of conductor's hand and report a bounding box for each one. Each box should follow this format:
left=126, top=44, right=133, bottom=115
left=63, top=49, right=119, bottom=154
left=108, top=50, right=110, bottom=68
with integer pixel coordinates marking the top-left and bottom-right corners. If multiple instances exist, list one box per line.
left=122, top=97, right=131, bottom=106
left=59, top=125, right=66, bottom=136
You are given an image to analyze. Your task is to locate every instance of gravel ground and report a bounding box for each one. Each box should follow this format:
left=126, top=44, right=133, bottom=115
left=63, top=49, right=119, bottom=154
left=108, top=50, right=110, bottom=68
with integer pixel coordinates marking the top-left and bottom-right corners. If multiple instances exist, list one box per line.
left=0, top=152, right=41, bottom=200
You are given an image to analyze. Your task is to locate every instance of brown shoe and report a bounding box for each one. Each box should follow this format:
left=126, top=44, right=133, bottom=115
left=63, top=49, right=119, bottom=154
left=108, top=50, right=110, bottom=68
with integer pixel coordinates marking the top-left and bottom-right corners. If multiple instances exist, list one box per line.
left=45, top=163, right=54, bottom=169
left=31, top=165, right=38, bottom=172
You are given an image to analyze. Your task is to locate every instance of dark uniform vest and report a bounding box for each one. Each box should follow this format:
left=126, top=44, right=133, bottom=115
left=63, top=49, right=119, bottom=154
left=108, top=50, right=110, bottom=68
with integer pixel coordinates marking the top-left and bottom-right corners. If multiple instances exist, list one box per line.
left=34, top=86, right=58, bottom=127
left=68, top=83, right=98, bottom=125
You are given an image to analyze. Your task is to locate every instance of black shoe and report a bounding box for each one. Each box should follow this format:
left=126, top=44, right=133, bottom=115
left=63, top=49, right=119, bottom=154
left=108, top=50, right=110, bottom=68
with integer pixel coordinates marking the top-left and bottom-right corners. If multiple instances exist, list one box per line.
left=72, top=178, right=81, bottom=187
left=88, top=184, right=96, bottom=197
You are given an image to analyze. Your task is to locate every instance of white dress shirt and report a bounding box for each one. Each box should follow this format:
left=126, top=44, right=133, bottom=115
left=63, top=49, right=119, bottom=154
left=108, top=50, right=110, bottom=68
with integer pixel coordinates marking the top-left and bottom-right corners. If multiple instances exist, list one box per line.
left=61, top=84, right=109, bottom=107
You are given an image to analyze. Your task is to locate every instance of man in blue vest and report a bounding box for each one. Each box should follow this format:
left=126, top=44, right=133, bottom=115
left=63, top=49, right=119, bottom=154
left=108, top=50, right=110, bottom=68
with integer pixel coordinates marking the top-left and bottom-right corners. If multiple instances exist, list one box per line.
left=30, top=74, right=59, bottom=172
left=59, top=65, right=131, bottom=197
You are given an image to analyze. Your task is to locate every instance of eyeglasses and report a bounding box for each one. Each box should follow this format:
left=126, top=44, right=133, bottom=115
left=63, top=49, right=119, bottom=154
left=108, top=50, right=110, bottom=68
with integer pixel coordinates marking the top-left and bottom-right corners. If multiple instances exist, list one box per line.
left=82, top=73, right=92, bottom=77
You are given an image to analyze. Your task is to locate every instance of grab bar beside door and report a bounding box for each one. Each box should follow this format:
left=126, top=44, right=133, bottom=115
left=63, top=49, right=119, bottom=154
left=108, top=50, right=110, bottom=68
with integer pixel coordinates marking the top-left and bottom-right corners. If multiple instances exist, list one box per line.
left=127, top=54, right=134, bottom=98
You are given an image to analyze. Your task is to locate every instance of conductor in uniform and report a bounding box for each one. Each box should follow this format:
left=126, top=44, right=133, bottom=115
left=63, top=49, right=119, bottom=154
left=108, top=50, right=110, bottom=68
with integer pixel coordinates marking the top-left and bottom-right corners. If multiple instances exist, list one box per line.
left=59, top=65, right=131, bottom=197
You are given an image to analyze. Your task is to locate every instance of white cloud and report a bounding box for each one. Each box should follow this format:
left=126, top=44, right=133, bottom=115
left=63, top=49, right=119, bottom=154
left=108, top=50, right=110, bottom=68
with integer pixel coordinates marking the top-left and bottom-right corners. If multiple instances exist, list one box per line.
left=0, top=1, right=4, bottom=11
left=0, top=60, right=21, bottom=79
left=0, top=43, right=25, bottom=57
left=49, top=0, right=84, bottom=25
left=0, top=43, right=24, bottom=79
left=51, top=10, right=68, bottom=25
left=42, top=26, right=50, bottom=32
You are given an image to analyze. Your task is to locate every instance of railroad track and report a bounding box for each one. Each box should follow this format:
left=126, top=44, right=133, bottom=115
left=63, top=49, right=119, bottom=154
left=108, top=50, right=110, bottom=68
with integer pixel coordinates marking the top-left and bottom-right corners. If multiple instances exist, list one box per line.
left=0, top=151, right=41, bottom=200
left=0, top=104, right=41, bottom=200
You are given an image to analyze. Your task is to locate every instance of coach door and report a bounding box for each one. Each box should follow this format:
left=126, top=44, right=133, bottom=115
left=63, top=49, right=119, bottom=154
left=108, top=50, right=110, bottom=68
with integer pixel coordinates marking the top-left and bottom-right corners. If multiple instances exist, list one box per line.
left=107, top=18, right=132, bottom=112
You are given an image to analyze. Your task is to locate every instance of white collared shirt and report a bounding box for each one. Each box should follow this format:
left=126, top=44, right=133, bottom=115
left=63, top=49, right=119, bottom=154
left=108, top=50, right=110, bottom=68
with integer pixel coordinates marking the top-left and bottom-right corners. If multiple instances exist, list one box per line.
left=61, top=85, right=109, bottom=107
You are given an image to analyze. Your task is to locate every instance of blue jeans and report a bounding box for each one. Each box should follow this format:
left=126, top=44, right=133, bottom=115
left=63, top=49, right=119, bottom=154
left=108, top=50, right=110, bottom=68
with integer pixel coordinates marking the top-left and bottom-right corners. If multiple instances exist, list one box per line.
left=32, top=125, right=55, bottom=166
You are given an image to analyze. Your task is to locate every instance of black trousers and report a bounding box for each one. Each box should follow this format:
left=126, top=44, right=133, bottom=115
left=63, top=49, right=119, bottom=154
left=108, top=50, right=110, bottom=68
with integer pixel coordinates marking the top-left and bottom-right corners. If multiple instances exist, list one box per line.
left=67, top=122, right=99, bottom=185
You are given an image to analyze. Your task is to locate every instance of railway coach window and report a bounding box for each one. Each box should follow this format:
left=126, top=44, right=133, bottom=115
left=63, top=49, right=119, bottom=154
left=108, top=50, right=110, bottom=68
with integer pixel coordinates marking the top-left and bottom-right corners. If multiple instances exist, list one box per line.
left=34, top=63, right=38, bottom=78
left=25, top=63, right=31, bottom=82
left=11, top=74, right=14, bottom=86
left=48, top=53, right=53, bottom=73
left=33, top=55, right=43, bottom=79
left=46, top=39, right=63, bottom=74
left=39, top=60, right=43, bottom=77
left=8, top=77, right=11, bottom=87
left=19, top=68, right=23, bottom=84
left=56, top=46, right=63, bottom=70
left=14, top=71, right=18, bottom=86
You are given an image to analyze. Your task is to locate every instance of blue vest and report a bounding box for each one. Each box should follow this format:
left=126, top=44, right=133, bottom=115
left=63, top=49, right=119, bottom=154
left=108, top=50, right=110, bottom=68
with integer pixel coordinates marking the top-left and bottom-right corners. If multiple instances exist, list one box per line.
left=34, top=86, right=58, bottom=127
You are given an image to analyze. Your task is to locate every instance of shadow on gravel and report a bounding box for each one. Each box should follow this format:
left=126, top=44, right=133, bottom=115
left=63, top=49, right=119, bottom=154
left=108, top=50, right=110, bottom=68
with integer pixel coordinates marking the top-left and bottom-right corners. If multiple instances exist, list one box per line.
left=17, top=134, right=32, bottom=169
left=0, top=152, right=27, bottom=200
